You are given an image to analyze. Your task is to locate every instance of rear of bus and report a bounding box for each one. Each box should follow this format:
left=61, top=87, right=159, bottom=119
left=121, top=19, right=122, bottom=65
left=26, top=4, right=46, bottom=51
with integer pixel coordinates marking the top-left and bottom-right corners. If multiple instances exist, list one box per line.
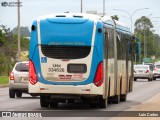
left=29, top=14, right=104, bottom=107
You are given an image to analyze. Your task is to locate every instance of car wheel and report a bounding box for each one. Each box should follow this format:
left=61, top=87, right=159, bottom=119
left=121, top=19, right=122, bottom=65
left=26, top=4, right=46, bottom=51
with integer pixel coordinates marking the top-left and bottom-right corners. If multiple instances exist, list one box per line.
left=9, top=89, right=15, bottom=98
left=148, top=78, right=152, bottom=82
left=16, top=91, right=22, bottom=97
left=134, top=78, right=137, bottom=81
left=153, top=77, right=156, bottom=80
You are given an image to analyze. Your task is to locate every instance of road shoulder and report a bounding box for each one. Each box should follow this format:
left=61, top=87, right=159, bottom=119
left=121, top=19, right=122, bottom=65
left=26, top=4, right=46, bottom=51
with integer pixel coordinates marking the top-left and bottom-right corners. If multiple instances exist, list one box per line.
left=111, top=93, right=160, bottom=120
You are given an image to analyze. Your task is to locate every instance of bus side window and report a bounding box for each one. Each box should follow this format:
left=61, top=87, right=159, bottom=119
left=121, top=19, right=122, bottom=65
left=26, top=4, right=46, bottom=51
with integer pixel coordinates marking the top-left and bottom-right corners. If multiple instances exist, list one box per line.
left=117, top=33, right=121, bottom=42
left=133, top=42, right=140, bottom=55
left=128, top=42, right=132, bottom=55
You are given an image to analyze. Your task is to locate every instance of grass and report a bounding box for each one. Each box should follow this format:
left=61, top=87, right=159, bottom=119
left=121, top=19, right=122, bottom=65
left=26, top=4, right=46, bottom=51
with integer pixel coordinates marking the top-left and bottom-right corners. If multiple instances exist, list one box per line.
left=0, top=76, right=9, bottom=87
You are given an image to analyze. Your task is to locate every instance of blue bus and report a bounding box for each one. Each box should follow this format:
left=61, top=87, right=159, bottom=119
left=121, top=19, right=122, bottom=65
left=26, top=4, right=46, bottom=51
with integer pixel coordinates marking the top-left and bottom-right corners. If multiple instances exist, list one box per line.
left=29, top=13, right=139, bottom=108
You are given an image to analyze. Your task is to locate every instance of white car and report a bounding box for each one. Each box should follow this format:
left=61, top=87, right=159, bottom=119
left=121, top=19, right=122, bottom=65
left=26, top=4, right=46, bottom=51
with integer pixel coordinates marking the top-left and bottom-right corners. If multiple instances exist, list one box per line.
left=134, top=64, right=153, bottom=82
left=9, top=61, right=29, bottom=98
left=153, top=64, right=160, bottom=80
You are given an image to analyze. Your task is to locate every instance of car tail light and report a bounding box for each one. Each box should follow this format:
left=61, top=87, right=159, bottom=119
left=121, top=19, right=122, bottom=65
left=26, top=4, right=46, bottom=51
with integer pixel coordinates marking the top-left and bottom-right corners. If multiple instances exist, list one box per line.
left=29, top=60, right=37, bottom=85
left=94, top=62, right=103, bottom=87
left=146, top=70, right=150, bottom=73
left=10, top=72, right=14, bottom=80
left=154, top=68, right=158, bottom=70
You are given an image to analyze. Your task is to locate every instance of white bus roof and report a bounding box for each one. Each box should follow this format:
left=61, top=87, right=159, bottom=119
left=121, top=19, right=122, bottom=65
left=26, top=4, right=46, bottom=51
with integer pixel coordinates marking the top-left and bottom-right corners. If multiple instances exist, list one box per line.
left=36, top=13, right=102, bottom=21
left=35, top=13, right=130, bottom=33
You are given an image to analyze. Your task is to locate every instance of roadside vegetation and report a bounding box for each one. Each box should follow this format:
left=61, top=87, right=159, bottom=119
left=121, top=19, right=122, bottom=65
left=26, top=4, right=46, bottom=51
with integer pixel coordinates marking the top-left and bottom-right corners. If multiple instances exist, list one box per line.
left=0, top=76, right=9, bottom=87
left=0, top=25, right=30, bottom=76
left=134, top=16, right=160, bottom=63
left=0, top=25, right=30, bottom=87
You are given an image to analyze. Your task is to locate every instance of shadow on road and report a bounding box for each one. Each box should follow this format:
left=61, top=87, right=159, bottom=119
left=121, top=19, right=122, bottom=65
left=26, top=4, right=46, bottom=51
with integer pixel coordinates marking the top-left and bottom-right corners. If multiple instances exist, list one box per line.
left=34, top=100, right=141, bottom=111
left=135, top=79, right=160, bottom=82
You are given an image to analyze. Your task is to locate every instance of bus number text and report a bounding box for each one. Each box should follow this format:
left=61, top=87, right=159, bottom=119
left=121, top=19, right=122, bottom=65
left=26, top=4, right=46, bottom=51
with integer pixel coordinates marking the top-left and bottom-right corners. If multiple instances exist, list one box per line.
left=48, top=68, right=64, bottom=72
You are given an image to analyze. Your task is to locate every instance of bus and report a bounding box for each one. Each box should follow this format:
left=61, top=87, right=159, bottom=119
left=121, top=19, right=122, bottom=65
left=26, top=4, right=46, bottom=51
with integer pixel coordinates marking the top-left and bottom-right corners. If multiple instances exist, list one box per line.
left=29, top=13, right=139, bottom=108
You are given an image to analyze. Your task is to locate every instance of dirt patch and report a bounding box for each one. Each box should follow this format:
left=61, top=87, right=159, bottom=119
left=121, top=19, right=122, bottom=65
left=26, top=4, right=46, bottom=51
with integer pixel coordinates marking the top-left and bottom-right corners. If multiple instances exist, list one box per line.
left=0, top=84, right=9, bottom=88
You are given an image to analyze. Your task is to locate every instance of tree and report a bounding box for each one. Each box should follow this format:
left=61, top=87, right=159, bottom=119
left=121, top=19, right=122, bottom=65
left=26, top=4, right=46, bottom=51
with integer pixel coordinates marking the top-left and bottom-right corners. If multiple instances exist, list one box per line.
left=111, top=15, right=119, bottom=21
left=0, top=54, right=7, bottom=75
left=134, top=16, right=160, bottom=61
left=134, top=16, right=153, bottom=34
left=0, top=25, right=30, bottom=75
left=12, top=26, right=30, bottom=37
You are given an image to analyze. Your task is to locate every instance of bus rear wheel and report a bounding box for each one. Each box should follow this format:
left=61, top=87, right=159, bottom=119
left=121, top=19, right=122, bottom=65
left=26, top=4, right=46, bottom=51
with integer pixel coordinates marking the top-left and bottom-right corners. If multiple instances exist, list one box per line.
left=120, top=94, right=127, bottom=102
left=112, top=95, right=120, bottom=104
left=50, top=102, right=58, bottom=108
left=40, top=95, right=49, bottom=107
left=148, top=78, right=152, bottom=82
left=90, top=102, right=98, bottom=108
left=99, top=97, right=107, bottom=108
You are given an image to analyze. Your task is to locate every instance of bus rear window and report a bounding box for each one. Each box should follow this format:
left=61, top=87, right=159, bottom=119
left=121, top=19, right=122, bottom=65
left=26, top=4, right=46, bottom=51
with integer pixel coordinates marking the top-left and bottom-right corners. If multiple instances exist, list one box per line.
left=41, top=45, right=91, bottom=59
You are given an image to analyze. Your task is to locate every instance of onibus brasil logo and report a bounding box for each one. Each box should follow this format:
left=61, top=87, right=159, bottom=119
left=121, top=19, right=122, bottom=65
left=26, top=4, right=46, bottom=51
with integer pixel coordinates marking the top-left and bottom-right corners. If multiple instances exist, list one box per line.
left=1, top=2, right=8, bottom=7
left=1, top=1, right=22, bottom=7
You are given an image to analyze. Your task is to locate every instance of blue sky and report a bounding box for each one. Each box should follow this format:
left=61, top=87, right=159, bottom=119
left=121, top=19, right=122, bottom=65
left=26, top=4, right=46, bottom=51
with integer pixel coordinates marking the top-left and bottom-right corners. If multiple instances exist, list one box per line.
left=0, top=0, right=160, bottom=34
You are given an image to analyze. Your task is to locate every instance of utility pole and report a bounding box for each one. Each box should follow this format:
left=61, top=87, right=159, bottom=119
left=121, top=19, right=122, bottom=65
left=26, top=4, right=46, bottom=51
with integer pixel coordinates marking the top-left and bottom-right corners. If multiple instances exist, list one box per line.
left=80, top=0, right=83, bottom=13
left=103, top=0, right=105, bottom=16
left=144, top=24, right=146, bottom=58
left=17, top=0, right=21, bottom=61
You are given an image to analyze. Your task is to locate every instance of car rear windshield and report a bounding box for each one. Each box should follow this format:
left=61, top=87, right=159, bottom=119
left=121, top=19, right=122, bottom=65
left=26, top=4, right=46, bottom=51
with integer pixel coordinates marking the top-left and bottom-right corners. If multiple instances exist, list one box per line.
left=156, top=65, right=160, bottom=69
left=134, top=66, right=148, bottom=69
left=15, top=63, right=29, bottom=72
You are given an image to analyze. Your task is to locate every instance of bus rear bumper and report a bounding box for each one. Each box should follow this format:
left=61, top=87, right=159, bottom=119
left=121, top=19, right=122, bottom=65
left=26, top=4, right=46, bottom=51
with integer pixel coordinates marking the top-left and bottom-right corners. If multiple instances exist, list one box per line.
left=28, top=82, right=103, bottom=96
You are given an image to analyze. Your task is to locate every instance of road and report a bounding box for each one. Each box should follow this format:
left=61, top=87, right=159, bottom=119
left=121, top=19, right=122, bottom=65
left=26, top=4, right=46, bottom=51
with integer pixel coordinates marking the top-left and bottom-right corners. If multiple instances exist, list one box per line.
left=0, top=79, right=160, bottom=120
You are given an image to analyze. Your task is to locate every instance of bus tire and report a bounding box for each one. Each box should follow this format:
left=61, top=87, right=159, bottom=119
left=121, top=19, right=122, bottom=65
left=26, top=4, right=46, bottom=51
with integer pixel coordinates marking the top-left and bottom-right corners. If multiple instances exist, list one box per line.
left=67, top=100, right=74, bottom=103
left=90, top=102, right=98, bottom=108
left=112, top=95, right=120, bottom=104
left=40, top=95, right=49, bottom=107
left=99, top=97, right=107, bottom=108
left=148, top=78, right=152, bottom=82
left=50, top=102, right=58, bottom=108
left=120, top=94, right=127, bottom=102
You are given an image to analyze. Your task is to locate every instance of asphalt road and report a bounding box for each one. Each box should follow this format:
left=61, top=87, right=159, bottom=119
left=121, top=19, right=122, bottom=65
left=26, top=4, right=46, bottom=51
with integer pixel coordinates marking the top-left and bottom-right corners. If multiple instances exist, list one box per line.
left=0, top=79, right=160, bottom=120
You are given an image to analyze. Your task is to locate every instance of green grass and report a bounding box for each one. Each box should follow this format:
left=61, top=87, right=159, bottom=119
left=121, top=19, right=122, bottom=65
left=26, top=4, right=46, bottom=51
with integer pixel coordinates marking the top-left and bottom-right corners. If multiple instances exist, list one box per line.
left=0, top=76, right=9, bottom=87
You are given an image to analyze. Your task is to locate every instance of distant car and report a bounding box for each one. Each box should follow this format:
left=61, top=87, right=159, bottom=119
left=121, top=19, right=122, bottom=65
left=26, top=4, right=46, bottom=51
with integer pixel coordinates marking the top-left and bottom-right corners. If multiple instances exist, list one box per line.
left=153, top=64, right=160, bottom=80
left=144, top=63, right=155, bottom=70
left=9, top=61, right=29, bottom=98
left=134, top=64, right=153, bottom=82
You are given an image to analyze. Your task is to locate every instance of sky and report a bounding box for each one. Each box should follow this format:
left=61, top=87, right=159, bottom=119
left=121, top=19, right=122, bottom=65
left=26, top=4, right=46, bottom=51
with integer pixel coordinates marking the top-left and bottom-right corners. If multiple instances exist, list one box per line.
left=0, top=0, right=160, bottom=35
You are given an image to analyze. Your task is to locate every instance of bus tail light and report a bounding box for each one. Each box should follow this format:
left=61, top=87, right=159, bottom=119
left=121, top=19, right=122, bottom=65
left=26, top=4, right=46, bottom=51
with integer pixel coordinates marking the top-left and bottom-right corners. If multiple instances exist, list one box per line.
left=10, top=72, right=14, bottom=80
left=94, top=62, right=103, bottom=87
left=29, top=60, right=37, bottom=85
